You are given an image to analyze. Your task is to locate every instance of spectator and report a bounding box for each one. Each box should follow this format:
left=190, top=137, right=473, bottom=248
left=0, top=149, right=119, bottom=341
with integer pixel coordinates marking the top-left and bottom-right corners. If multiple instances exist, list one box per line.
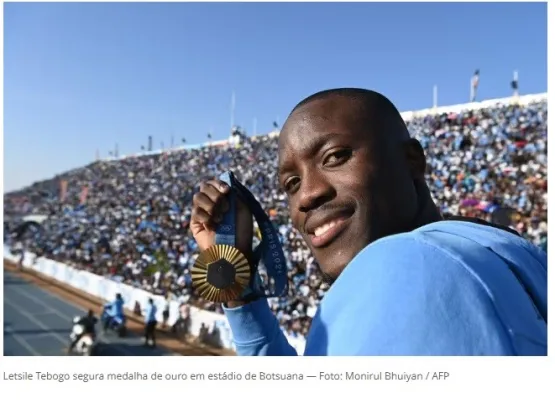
left=143, top=298, right=157, bottom=348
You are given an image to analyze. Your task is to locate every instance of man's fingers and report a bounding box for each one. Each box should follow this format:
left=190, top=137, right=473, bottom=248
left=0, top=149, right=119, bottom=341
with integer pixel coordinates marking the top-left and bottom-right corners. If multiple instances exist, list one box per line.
left=190, top=179, right=235, bottom=251
left=199, top=182, right=223, bottom=202
left=206, top=179, right=230, bottom=194
left=206, top=179, right=231, bottom=214
left=192, top=192, right=218, bottom=216
left=190, top=206, right=213, bottom=230
left=198, top=181, right=230, bottom=216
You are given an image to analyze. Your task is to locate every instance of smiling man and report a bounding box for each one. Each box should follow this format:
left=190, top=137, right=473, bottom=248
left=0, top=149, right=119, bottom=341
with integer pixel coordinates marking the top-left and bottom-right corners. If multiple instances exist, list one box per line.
left=190, top=88, right=547, bottom=356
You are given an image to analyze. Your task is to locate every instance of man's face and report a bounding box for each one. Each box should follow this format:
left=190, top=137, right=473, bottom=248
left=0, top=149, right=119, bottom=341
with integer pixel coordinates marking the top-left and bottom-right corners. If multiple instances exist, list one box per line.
left=278, top=97, right=415, bottom=281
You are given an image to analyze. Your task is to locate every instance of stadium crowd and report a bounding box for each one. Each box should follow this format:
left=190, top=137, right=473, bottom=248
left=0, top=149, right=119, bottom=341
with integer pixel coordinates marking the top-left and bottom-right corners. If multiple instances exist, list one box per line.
left=4, top=97, right=548, bottom=340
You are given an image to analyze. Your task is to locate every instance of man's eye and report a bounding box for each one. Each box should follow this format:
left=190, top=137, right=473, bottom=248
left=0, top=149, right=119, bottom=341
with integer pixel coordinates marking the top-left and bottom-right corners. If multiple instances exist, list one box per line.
left=283, top=177, right=300, bottom=193
left=323, top=149, right=352, bottom=166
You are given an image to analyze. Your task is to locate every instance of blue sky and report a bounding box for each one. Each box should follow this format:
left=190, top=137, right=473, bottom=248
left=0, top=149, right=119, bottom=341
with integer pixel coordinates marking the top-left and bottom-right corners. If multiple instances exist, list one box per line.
left=3, top=2, right=547, bottom=193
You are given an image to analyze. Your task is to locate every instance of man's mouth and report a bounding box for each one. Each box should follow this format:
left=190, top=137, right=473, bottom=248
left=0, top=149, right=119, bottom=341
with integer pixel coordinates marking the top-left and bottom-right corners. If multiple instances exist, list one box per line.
left=307, top=214, right=353, bottom=249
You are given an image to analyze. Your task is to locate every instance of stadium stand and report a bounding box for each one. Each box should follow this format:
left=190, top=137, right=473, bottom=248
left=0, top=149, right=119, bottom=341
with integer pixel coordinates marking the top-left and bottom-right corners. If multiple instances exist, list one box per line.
left=4, top=93, right=548, bottom=343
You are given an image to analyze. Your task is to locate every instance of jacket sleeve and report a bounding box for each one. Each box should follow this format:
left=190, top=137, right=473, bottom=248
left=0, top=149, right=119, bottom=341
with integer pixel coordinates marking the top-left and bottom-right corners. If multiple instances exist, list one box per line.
left=223, top=299, right=298, bottom=356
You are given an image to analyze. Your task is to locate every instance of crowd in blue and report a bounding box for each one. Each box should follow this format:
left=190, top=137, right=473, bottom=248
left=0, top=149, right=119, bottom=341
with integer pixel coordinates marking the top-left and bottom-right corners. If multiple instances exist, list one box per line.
left=4, top=97, right=547, bottom=339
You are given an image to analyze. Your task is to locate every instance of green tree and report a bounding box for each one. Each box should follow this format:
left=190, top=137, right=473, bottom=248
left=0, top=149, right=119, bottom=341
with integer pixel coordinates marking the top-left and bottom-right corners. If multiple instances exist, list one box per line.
left=145, top=250, right=171, bottom=276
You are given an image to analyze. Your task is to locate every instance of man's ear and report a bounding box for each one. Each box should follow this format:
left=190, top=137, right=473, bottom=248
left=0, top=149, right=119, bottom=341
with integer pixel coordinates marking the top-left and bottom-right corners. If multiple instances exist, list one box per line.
left=404, top=138, right=427, bottom=178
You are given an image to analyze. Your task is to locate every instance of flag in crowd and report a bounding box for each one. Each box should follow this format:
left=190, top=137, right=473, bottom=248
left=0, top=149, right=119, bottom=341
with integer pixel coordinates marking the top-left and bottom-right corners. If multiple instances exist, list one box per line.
left=471, top=69, right=480, bottom=102
left=80, top=186, right=89, bottom=205
left=511, top=71, right=519, bottom=97
left=59, top=180, right=68, bottom=202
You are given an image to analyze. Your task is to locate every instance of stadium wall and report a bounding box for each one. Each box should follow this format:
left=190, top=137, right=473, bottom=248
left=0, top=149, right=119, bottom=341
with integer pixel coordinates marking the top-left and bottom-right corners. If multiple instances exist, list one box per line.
left=3, top=246, right=307, bottom=355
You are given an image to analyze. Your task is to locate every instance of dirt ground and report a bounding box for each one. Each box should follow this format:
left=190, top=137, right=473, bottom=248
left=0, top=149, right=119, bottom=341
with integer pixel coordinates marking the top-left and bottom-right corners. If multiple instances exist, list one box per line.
left=4, top=260, right=235, bottom=356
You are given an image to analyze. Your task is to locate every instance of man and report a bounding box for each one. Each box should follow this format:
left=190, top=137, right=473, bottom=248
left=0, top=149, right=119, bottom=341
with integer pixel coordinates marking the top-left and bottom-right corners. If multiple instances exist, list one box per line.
left=190, top=88, right=547, bottom=356
left=143, top=298, right=157, bottom=347
left=162, top=292, right=171, bottom=329
left=171, top=302, right=191, bottom=337
left=103, top=293, right=124, bottom=331
left=68, top=310, right=97, bottom=354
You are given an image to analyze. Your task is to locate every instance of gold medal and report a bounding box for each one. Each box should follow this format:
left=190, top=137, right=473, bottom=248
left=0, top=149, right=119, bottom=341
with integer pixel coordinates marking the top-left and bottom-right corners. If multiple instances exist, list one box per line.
left=191, top=244, right=251, bottom=303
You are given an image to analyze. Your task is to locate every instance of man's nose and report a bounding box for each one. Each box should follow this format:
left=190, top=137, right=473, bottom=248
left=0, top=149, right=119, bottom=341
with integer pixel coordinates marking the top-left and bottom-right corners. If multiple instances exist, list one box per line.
left=297, top=172, right=334, bottom=213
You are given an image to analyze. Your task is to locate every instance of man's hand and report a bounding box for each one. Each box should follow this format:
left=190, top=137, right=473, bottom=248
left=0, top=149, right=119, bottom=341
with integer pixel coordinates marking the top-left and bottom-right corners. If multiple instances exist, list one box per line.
left=190, top=178, right=254, bottom=265
left=190, top=178, right=255, bottom=307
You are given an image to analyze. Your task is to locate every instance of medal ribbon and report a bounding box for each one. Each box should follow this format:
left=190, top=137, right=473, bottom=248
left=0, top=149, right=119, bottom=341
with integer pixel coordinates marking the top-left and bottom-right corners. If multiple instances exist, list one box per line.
left=215, top=171, right=288, bottom=299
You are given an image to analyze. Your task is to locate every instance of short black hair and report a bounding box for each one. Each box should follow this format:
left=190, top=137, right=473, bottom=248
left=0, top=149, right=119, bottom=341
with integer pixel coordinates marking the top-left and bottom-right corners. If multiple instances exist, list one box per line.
left=289, top=88, right=410, bottom=139
left=291, top=88, right=397, bottom=114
